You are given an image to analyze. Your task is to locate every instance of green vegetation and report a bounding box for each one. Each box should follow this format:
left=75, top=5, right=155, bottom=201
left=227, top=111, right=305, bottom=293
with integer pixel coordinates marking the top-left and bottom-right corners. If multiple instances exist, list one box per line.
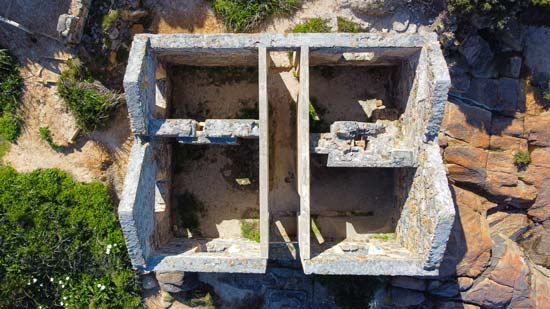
left=337, top=16, right=360, bottom=33
left=448, top=0, right=550, bottom=28
left=0, top=113, right=20, bottom=142
left=102, top=9, right=121, bottom=32
left=240, top=219, right=260, bottom=242
left=369, top=233, right=396, bottom=241
left=309, top=97, right=330, bottom=133
left=316, top=275, right=387, bottom=309
left=57, top=58, right=121, bottom=132
left=0, top=166, right=141, bottom=308
left=213, top=0, right=299, bottom=32
left=39, top=127, right=62, bottom=151
left=0, top=49, right=23, bottom=142
left=543, top=82, right=550, bottom=100
left=292, top=18, right=331, bottom=33
left=174, top=191, right=205, bottom=234
left=0, top=137, right=9, bottom=161
left=514, top=150, right=530, bottom=167
left=184, top=284, right=219, bottom=308
left=311, top=218, right=322, bottom=239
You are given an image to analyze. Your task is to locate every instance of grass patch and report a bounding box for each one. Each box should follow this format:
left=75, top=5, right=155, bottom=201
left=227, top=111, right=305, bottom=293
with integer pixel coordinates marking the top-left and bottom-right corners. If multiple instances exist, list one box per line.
left=102, top=9, right=121, bottom=33
left=240, top=219, right=261, bottom=242
left=0, top=48, right=23, bottom=142
left=0, top=136, right=9, bottom=162
left=174, top=191, right=206, bottom=235
left=0, top=166, right=142, bottom=308
left=514, top=150, right=530, bottom=167
left=369, top=233, right=396, bottom=241
left=57, top=58, right=121, bottom=132
left=337, top=16, right=360, bottom=32
left=317, top=275, right=387, bottom=309
left=292, top=18, right=331, bottom=33
left=309, top=97, right=330, bottom=133
left=39, top=127, right=62, bottom=151
left=213, top=0, right=300, bottom=32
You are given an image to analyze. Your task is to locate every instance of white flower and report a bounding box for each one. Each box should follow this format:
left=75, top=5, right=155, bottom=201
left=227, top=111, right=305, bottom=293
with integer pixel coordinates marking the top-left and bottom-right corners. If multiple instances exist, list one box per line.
left=63, top=296, right=67, bottom=300
left=113, top=244, right=117, bottom=247
left=27, top=282, right=31, bottom=286
left=50, top=278, right=54, bottom=282
left=65, top=276, right=69, bottom=281
left=97, top=283, right=101, bottom=288
left=105, top=248, right=110, bottom=255
left=40, top=283, right=43, bottom=287
left=59, top=280, right=63, bottom=285
left=32, top=278, right=37, bottom=283
left=61, top=284, right=65, bottom=288
left=107, top=244, right=112, bottom=249
left=100, top=285, right=106, bottom=291
left=60, top=302, right=64, bottom=306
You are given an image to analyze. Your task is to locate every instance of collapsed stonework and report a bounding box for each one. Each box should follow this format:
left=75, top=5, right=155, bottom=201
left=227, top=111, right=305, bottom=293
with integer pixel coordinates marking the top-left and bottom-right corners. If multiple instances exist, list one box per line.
left=56, top=0, right=90, bottom=44
left=119, top=33, right=454, bottom=276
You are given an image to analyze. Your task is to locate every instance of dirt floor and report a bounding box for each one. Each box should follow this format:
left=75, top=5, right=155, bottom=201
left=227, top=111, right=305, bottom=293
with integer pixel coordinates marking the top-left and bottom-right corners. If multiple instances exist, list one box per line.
left=309, top=66, right=397, bottom=125
left=171, top=142, right=259, bottom=239
left=310, top=156, right=399, bottom=241
left=266, top=59, right=301, bottom=245
left=169, top=66, right=259, bottom=120
left=146, top=0, right=222, bottom=34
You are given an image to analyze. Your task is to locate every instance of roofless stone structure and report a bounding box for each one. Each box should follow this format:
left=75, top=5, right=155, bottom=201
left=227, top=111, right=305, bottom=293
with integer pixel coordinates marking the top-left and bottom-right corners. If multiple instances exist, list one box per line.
left=119, top=33, right=454, bottom=276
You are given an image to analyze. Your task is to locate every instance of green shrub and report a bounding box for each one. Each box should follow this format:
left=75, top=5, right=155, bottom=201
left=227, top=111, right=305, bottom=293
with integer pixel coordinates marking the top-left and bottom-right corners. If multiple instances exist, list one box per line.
left=240, top=219, right=260, bottom=242
left=292, top=18, right=331, bottom=33
left=102, top=9, right=122, bottom=32
left=39, top=127, right=62, bottom=150
left=0, top=112, right=20, bottom=142
left=213, top=0, right=300, bottom=32
left=0, top=166, right=142, bottom=308
left=0, top=137, right=9, bottom=161
left=0, top=49, right=23, bottom=142
left=57, top=59, right=121, bottom=132
left=337, top=16, right=360, bottom=33
left=448, top=0, right=531, bottom=28
left=514, top=150, right=530, bottom=166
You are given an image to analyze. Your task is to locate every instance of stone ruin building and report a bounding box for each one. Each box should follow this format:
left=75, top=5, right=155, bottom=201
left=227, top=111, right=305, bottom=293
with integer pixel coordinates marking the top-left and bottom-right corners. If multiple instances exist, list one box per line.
left=119, top=33, right=455, bottom=277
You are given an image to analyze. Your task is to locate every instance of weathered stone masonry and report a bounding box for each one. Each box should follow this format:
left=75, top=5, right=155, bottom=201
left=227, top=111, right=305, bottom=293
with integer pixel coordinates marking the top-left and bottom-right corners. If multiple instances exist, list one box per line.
left=120, top=33, right=454, bottom=276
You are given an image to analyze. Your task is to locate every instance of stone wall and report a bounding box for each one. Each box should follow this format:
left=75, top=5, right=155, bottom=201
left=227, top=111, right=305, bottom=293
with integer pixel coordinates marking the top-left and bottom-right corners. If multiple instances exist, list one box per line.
left=118, top=138, right=157, bottom=271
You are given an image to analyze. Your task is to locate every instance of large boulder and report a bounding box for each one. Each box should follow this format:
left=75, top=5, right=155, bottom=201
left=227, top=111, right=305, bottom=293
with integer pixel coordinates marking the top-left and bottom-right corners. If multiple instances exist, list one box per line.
left=525, top=112, right=550, bottom=147
left=519, top=225, right=550, bottom=268
left=462, top=234, right=532, bottom=308
left=156, top=272, right=198, bottom=293
left=444, top=145, right=487, bottom=188
left=454, top=200, right=492, bottom=277
left=459, top=35, right=494, bottom=69
left=441, top=101, right=492, bottom=149
left=524, top=27, right=550, bottom=84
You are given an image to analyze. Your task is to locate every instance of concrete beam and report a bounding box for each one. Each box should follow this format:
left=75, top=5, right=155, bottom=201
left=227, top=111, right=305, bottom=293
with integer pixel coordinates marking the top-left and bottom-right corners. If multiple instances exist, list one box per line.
left=258, top=46, right=270, bottom=259
left=297, top=46, right=311, bottom=260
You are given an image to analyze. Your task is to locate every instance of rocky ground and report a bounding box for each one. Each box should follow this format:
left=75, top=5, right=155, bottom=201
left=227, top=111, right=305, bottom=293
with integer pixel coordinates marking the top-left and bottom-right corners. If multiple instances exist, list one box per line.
left=1, top=0, right=549, bottom=307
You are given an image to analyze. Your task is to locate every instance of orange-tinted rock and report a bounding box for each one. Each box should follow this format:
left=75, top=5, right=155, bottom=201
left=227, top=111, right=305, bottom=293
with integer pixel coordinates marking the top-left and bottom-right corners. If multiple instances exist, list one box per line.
left=485, top=172, right=537, bottom=208
left=463, top=235, right=532, bottom=308
left=490, top=115, right=524, bottom=137
left=441, top=102, right=492, bottom=148
left=444, top=145, right=487, bottom=187
left=489, top=135, right=527, bottom=152
left=486, top=152, right=517, bottom=174
left=530, top=263, right=550, bottom=308
left=451, top=185, right=496, bottom=215
left=528, top=180, right=550, bottom=222
left=487, top=211, right=531, bottom=240
left=525, top=111, right=550, bottom=147
left=455, top=204, right=492, bottom=277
